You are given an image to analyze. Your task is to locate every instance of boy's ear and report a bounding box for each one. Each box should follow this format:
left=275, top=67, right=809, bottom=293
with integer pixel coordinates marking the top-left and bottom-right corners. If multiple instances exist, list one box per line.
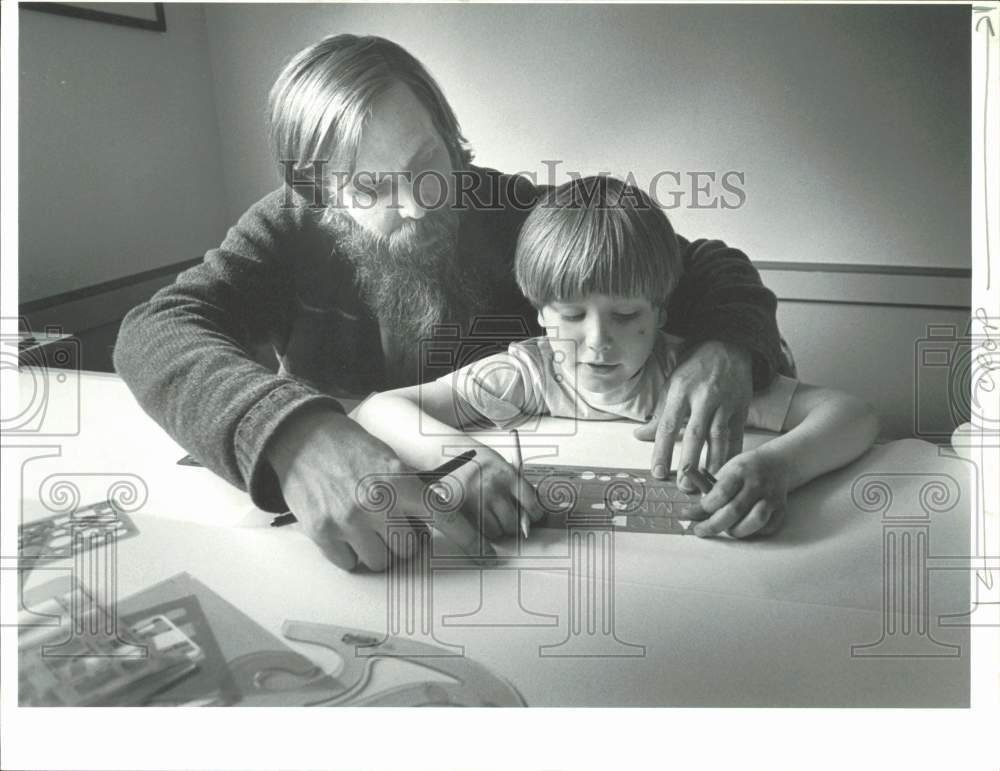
left=657, top=306, right=667, bottom=328
left=537, top=310, right=546, bottom=329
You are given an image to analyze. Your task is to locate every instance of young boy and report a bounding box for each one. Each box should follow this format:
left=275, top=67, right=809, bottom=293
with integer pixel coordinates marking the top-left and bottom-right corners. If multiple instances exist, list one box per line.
left=355, top=177, right=879, bottom=539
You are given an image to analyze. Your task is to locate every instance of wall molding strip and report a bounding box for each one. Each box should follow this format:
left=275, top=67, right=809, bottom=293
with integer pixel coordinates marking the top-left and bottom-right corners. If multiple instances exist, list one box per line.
left=754, top=261, right=970, bottom=279
left=18, top=257, right=972, bottom=338
left=20, top=257, right=202, bottom=314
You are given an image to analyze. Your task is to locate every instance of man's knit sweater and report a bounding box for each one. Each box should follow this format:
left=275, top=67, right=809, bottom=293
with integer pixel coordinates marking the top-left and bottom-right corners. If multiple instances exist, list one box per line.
left=114, top=167, right=782, bottom=512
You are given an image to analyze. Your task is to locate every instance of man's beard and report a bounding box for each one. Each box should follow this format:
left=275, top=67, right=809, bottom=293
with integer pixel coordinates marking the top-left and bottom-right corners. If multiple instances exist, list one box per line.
left=326, top=208, right=482, bottom=386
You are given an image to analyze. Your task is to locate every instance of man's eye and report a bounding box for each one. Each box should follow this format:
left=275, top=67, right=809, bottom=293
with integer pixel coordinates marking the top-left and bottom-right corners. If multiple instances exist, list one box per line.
left=560, top=313, right=584, bottom=322
left=613, top=312, right=639, bottom=321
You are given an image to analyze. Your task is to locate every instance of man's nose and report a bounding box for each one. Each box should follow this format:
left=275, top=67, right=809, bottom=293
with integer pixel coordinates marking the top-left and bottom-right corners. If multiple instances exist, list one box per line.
left=397, top=179, right=426, bottom=221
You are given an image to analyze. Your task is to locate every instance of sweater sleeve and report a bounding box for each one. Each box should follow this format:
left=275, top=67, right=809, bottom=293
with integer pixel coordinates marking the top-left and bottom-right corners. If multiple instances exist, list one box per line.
left=664, top=235, right=782, bottom=391
left=113, top=191, right=344, bottom=512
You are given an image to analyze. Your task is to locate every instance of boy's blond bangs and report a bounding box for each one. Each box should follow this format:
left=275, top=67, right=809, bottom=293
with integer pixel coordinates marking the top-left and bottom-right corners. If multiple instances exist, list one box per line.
left=515, top=177, right=682, bottom=308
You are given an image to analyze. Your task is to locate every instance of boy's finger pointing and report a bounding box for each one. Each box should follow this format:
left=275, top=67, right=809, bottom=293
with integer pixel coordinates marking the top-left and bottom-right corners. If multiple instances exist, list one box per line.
left=698, top=472, right=742, bottom=513
left=727, top=499, right=772, bottom=539
left=693, top=486, right=754, bottom=537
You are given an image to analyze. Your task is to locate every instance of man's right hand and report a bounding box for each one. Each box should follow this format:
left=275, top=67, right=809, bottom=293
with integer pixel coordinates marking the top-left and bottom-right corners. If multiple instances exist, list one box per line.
left=265, top=406, right=511, bottom=571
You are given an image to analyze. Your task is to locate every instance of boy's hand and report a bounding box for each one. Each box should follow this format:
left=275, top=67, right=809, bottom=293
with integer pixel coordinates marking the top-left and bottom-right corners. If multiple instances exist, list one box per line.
left=688, top=448, right=788, bottom=538
left=633, top=340, right=753, bottom=492
left=432, top=446, right=544, bottom=541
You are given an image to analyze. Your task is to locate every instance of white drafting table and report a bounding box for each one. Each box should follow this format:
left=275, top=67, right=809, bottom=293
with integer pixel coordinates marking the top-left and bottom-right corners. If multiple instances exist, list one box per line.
left=12, top=370, right=972, bottom=706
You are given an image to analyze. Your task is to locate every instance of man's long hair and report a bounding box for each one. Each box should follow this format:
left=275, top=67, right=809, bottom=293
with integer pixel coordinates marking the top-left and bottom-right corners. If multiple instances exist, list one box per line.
left=268, top=34, right=474, bottom=192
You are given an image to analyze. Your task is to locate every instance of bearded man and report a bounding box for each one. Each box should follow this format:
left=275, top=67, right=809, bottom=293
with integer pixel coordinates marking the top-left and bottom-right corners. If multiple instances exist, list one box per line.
left=115, top=34, right=787, bottom=572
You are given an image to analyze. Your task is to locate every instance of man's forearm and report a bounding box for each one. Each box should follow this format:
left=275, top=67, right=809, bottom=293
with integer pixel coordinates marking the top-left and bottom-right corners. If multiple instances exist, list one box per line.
left=114, top=189, right=366, bottom=511
left=115, top=289, right=342, bottom=511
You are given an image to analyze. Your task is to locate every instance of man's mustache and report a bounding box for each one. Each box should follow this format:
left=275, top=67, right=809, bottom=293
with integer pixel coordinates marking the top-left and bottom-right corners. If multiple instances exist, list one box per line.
left=377, top=211, right=457, bottom=256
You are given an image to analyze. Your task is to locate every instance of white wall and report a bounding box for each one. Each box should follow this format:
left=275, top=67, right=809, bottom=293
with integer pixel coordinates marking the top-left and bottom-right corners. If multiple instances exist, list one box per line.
left=203, top=3, right=968, bottom=271
left=19, top=3, right=229, bottom=301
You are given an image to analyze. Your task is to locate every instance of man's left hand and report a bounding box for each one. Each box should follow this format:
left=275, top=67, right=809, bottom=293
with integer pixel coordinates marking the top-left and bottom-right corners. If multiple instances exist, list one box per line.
left=633, top=340, right=754, bottom=491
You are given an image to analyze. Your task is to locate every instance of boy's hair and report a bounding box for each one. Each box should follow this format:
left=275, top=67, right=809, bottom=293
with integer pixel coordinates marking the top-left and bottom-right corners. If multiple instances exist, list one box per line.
left=268, top=34, right=473, bottom=186
left=514, top=176, right=682, bottom=309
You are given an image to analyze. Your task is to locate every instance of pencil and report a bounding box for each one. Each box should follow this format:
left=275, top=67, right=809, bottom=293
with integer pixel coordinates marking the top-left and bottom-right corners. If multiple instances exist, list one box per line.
left=510, top=429, right=530, bottom=539
left=681, top=463, right=715, bottom=495
left=416, top=449, right=477, bottom=485
left=269, top=450, right=478, bottom=527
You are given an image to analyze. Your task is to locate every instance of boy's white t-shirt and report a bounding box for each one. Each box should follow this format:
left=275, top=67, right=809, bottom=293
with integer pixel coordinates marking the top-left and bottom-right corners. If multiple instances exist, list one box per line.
left=437, top=331, right=799, bottom=432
